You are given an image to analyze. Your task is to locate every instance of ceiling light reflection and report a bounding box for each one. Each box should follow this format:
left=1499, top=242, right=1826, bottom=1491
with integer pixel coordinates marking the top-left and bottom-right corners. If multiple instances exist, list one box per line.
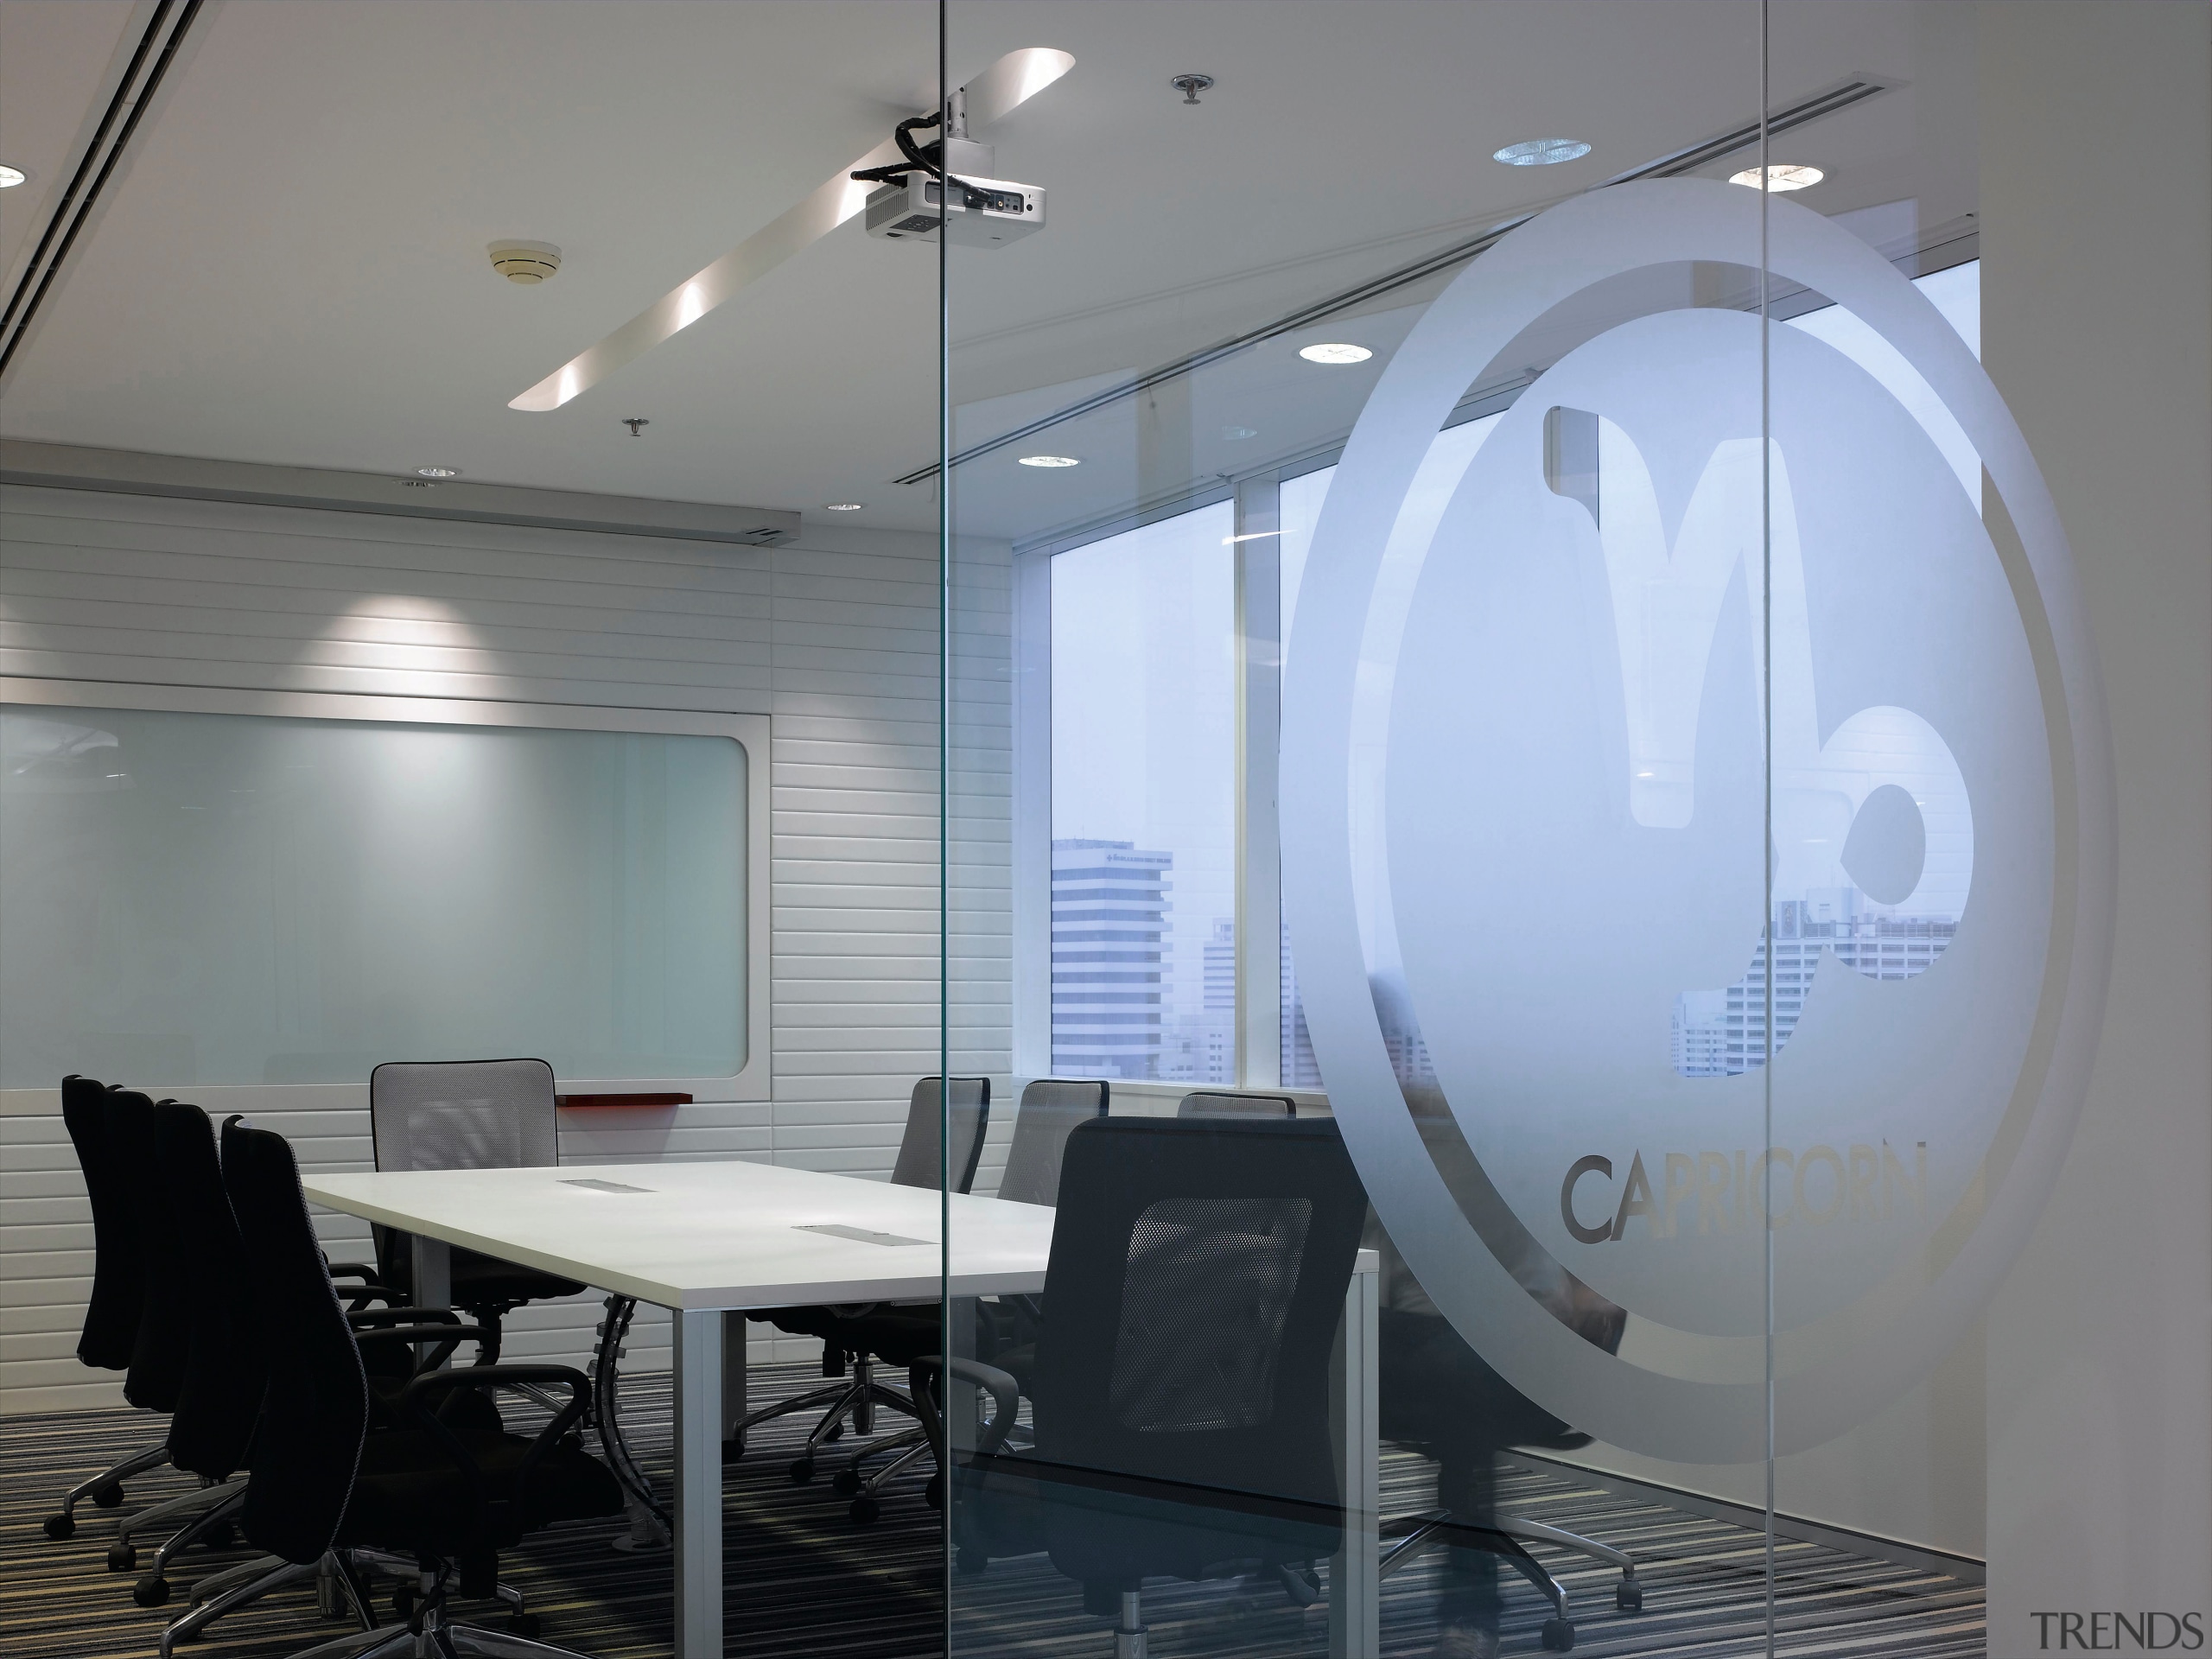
left=1729, top=163, right=1825, bottom=192
left=1492, top=138, right=1591, bottom=167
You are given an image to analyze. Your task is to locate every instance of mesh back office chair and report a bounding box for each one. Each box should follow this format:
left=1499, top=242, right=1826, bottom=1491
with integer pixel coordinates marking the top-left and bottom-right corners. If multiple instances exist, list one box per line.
left=996, top=1078, right=1112, bottom=1207
left=735, top=1076, right=989, bottom=1484
left=192, top=1119, right=620, bottom=1659
left=825, top=1077, right=1110, bottom=1522
left=944, top=1116, right=1369, bottom=1658
left=369, top=1059, right=585, bottom=1361
left=1176, top=1090, right=1298, bottom=1118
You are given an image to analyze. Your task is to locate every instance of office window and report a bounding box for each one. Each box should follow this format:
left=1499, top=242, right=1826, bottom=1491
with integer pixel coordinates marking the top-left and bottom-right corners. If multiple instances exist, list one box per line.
left=0, top=705, right=749, bottom=1086
left=1039, top=261, right=1983, bottom=1097
left=1049, top=504, right=1236, bottom=1080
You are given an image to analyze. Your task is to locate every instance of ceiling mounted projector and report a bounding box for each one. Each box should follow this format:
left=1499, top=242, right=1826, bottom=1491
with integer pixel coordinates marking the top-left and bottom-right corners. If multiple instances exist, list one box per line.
left=865, top=173, right=1045, bottom=245
left=859, top=121, right=1045, bottom=247
left=504, top=48, right=1073, bottom=410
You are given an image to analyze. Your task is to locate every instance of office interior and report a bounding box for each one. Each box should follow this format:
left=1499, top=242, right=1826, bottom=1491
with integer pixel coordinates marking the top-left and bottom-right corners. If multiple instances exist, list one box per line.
left=0, top=3, right=2205, bottom=1658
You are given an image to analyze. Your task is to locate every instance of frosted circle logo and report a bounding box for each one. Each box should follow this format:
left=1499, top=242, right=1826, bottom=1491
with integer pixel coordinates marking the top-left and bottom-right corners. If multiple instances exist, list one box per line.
left=1280, top=180, right=2113, bottom=1460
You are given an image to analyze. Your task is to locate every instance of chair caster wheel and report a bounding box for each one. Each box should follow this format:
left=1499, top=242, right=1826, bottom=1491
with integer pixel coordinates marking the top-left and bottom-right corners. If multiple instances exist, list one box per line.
left=43, top=1513, right=75, bottom=1540
left=824, top=1422, right=845, bottom=1443
left=721, top=1437, right=744, bottom=1464
left=91, top=1482, right=125, bottom=1509
left=202, top=1520, right=236, bottom=1550
left=1617, top=1581, right=1643, bottom=1612
left=849, top=1496, right=880, bottom=1525
left=1541, top=1616, right=1575, bottom=1650
left=831, top=1470, right=862, bottom=1497
left=134, top=1574, right=171, bottom=1607
left=787, top=1458, right=816, bottom=1484
left=108, top=1542, right=137, bottom=1572
left=509, top=1612, right=541, bottom=1639
left=924, top=1475, right=943, bottom=1510
left=956, top=1547, right=988, bottom=1577
left=392, top=1586, right=416, bottom=1622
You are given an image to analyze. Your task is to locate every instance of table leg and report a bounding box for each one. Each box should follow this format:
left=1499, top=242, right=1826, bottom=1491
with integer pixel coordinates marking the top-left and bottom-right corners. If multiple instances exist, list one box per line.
left=410, top=1235, right=450, bottom=1313
left=722, top=1311, right=748, bottom=1458
left=673, top=1307, right=723, bottom=1658
left=1330, top=1248, right=1380, bottom=1659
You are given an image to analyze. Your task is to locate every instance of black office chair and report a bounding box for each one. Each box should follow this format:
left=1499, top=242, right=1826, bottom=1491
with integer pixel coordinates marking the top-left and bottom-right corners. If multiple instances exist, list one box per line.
left=92, top=1088, right=298, bottom=1577
left=46, top=1084, right=217, bottom=1554
left=368, top=1058, right=586, bottom=1363
left=116, top=1099, right=434, bottom=1613
left=734, top=1075, right=989, bottom=1484
left=1177, top=1089, right=1298, bottom=1118
left=108, top=1102, right=269, bottom=1606
left=942, top=1115, right=1368, bottom=1657
left=45, top=1075, right=168, bottom=1540
left=175, top=1118, right=621, bottom=1659
left=823, top=1077, right=1110, bottom=1521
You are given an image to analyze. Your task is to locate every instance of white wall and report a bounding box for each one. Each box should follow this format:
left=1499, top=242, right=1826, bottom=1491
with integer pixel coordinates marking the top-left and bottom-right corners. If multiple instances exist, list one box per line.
left=1979, top=3, right=2212, bottom=1649
left=0, top=479, right=1012, bottom=1411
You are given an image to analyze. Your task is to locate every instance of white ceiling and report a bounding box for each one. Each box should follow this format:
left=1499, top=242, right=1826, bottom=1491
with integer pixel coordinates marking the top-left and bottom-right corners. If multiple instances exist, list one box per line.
left=0, top=0, right=1975, bottom=540
left=0, top=1, right=142, bottom=281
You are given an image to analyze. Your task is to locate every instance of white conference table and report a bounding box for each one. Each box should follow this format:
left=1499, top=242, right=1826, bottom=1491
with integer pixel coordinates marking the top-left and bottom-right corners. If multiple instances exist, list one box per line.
left=302, top=1160, right=1379, bottom=1658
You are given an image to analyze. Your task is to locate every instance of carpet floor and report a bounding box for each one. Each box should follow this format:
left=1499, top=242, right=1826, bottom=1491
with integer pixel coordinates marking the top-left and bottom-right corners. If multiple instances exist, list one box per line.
left=3, top=1365, right=1983, bottom=1658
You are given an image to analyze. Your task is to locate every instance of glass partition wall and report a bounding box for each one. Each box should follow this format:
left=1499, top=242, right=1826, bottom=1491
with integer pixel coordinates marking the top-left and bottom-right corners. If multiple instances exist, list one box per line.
left=934, top=5, right=2126, bottom=1657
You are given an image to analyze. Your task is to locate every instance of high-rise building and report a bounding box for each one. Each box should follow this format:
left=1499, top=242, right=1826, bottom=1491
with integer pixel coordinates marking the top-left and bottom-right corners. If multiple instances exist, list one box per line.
left=1051, top=840, right=1171, bottom=1078
left=1281, top=923, right=1324, bottom=1090
left=1190, top=918, right=1236, bottom=1083
left=1674, top=888, right=1959, bottom=1077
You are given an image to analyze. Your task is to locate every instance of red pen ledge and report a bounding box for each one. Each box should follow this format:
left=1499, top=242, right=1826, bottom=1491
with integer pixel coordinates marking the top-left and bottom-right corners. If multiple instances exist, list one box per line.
left=555, top=1092, right=694, bottom=1109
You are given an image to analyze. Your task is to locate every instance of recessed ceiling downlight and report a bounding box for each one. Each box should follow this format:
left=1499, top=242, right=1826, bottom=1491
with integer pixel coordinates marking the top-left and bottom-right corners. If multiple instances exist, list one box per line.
left=1018, top=454, right=1082, bottom=468
left=0, top=165, right=25, bottom=189
left=1299, top=342, right=1372, bottom=365
left=415, top=465, right=461, bottom=479
left=823, top=501, right=865, bottom=512
left=1492, top=137, right=1591, bottom=167
left=1729, top=163, right=1825, bottom=192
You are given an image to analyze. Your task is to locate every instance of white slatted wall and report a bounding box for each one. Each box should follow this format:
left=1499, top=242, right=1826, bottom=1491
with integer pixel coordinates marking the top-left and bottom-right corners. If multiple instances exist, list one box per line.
left=0, top=482, right=1012, bottom=1413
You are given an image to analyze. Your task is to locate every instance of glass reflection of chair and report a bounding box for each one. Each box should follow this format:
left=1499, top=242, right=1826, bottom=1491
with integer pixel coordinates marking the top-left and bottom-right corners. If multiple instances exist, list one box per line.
left=1376, top=1303, right=1643, bottom=1653
left=1372, top=1091, right=1644, bottom=1652
left=941, top=1115, right=1368, bottom=1659
left=736, top=1076, right=989, bottom=1497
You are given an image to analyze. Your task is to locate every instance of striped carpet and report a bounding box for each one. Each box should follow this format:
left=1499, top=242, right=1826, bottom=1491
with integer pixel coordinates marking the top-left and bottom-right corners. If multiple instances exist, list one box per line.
left=3, top=1366, right=1982, bottom=1657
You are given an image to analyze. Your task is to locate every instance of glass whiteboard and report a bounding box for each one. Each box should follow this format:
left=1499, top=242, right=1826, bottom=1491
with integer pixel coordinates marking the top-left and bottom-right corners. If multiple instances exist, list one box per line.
left=0, top=705, right=747, bottom=1087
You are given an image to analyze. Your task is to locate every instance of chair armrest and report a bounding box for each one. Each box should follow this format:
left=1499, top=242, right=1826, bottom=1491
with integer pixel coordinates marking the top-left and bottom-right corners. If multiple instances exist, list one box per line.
left=349, top=1308, right=491, bottom=1372
left=326, top=1261, right=395, bottom=1310
left=346, top=1306, right=464, bottom=1328
left=401, top=1365, right=594, bottom=1522
left=910, top=1355, right=1021, bottom=1457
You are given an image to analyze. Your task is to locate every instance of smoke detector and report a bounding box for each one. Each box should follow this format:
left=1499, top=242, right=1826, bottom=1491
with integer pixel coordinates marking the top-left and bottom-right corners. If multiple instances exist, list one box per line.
left=487, top=240, right=562, bottom=284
